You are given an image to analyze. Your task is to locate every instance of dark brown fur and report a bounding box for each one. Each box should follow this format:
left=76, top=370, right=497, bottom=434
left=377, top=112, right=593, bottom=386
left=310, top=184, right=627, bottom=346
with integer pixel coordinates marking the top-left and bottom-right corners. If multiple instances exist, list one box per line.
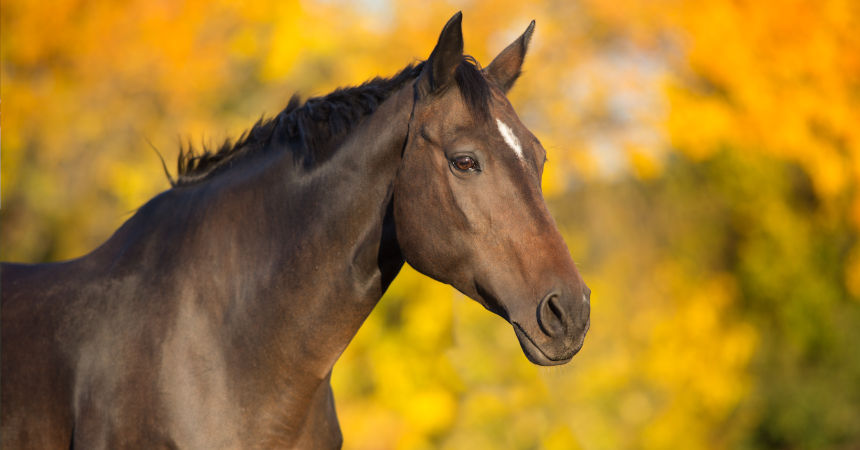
left=2, top=13, right=588, bottom=449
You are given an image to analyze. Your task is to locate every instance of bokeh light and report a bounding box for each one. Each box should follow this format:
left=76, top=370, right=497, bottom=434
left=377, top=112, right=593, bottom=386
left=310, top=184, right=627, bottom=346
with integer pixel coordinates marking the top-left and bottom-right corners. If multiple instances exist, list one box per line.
left=3, top=1, right=859, bottom=448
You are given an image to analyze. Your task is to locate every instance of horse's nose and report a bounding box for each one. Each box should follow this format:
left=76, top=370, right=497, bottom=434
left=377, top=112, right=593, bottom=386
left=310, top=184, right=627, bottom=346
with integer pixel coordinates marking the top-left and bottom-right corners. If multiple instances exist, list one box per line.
left=537, top=292, right=565, bottom=337
left=537, top=287, right=590, bottom=338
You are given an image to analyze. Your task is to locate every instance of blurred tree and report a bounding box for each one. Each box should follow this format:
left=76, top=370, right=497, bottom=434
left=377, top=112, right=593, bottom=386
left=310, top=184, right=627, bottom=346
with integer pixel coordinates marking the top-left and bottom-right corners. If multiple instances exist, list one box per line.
left=556, top=150, right=860, bottom=448
left=2, top=0, right=859, bottom=448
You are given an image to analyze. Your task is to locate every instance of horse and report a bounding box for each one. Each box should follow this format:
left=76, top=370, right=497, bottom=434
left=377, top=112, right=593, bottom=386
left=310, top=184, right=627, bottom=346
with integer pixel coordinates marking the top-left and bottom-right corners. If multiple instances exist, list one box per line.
left=1, top=12, right=590, bottom=448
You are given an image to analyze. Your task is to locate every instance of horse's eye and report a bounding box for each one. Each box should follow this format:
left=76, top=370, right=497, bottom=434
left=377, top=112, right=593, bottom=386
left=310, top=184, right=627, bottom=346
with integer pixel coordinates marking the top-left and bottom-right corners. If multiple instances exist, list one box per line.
left=452, top=155, right=479, bottom=172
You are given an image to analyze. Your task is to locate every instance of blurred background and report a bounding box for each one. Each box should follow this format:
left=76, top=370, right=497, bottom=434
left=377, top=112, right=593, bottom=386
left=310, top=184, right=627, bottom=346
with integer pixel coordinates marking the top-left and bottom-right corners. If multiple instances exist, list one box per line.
left=2, top=0, right=859, bottom=448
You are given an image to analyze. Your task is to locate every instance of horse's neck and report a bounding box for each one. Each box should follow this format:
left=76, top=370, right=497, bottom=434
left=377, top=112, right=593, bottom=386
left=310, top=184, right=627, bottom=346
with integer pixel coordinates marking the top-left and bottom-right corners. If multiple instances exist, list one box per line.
left=267, top=85, right=414, bottom=374
left=102, top=83, right=415, bottom=382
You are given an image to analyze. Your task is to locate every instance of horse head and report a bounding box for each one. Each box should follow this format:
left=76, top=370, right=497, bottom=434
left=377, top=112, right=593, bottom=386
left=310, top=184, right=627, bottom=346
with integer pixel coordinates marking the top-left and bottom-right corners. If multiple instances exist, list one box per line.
left=394, top=13, right=590, bottom=365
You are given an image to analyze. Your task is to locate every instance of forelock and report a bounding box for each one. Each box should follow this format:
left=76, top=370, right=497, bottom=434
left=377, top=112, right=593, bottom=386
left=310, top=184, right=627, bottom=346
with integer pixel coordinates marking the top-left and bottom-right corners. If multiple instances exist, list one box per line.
left=454, top=55, right=492, bottom=121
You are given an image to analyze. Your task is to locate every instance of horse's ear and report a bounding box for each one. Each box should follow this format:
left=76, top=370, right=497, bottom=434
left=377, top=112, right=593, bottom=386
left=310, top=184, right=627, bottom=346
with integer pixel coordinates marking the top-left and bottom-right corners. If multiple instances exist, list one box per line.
left=485, top=20, right=535, bottom=93
left=418, top=12, right=464, bottom=96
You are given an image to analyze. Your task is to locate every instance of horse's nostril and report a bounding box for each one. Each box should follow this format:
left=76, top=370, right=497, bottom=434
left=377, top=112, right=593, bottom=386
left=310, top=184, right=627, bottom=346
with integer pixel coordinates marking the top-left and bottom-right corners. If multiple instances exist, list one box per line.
left=537, top=292, right=568, bottom=338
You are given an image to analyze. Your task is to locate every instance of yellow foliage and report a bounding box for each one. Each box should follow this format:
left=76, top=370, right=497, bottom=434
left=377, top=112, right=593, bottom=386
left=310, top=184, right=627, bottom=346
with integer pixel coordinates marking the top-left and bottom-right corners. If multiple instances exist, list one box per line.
left=3, top=0, right=858, bottom=448
left=627, top=144, right=662, bottom=180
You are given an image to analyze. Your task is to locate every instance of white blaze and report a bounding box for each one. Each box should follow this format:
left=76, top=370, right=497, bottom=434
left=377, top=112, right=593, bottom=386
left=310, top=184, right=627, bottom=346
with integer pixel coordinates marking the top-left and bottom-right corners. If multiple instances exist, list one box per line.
left=496, top=118, right=524, bottom=159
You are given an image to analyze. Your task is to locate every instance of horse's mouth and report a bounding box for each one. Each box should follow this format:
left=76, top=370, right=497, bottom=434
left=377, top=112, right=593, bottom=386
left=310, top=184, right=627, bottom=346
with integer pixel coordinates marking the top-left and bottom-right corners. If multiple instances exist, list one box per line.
left=512, top=322, right=581, bottom=366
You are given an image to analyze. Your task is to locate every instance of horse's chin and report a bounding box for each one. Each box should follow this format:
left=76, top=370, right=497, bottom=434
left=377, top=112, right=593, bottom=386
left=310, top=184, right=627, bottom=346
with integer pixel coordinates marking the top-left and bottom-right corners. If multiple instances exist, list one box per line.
left=512, top=322, right=578, bottom=366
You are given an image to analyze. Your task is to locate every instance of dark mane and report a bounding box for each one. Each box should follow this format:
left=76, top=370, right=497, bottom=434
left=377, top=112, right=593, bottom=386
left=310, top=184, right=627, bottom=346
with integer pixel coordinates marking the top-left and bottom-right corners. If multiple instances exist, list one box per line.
left=173, top=57, right=491, bottom=187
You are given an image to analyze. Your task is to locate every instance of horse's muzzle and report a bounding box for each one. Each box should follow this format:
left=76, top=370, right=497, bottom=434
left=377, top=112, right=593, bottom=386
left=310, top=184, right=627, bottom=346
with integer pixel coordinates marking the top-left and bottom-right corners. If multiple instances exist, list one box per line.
left=513, top=285, right=590, bottom=366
